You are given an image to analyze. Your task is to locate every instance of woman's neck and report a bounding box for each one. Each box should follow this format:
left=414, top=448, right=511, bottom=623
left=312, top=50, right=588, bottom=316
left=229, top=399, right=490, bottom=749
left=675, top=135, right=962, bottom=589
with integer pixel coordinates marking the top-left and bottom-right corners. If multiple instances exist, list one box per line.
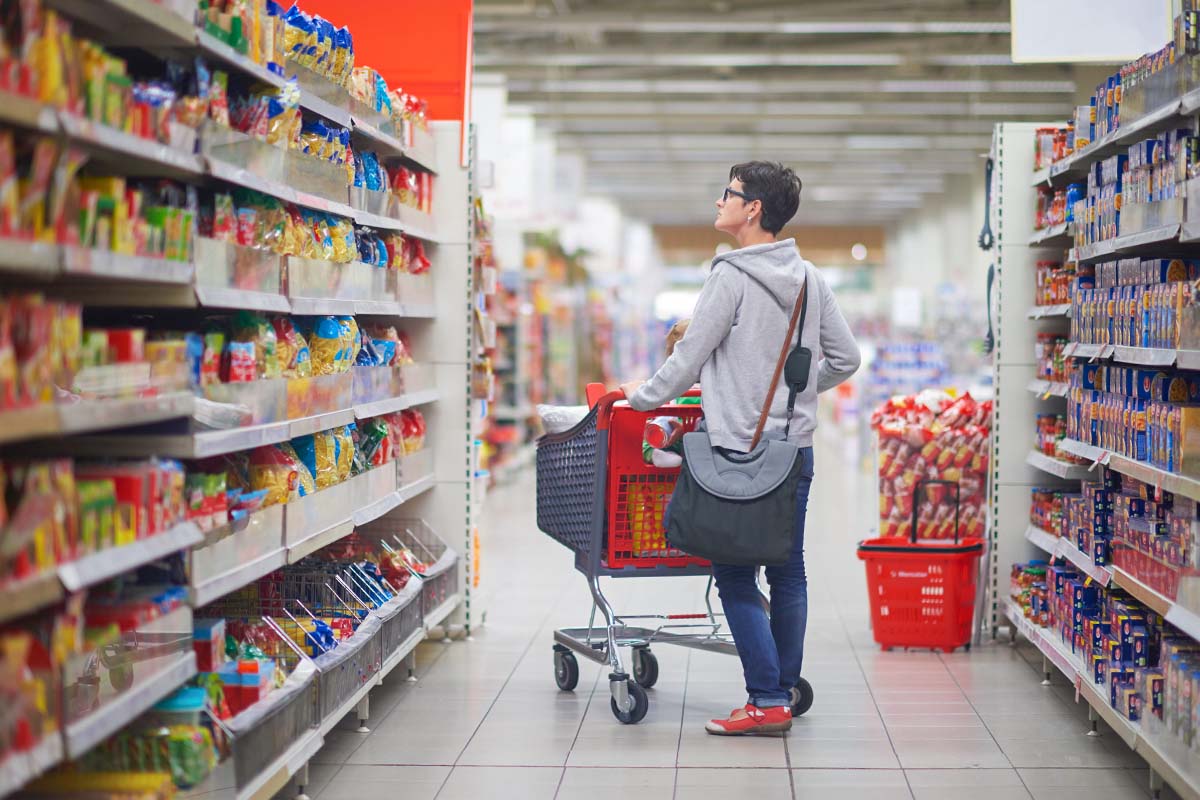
left=735, top=228, right=776, bottom=249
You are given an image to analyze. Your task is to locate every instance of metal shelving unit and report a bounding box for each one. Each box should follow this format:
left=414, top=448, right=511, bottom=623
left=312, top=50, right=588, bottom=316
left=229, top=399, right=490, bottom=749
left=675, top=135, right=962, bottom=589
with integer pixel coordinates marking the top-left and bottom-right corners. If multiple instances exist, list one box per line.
left=0, top=7, right=474, bottom=788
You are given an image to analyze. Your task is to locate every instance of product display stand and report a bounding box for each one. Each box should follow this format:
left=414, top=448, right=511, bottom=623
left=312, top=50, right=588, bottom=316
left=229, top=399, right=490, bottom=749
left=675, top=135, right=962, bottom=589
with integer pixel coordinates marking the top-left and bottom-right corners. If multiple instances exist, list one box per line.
left=0, top=2, right=477, bottom=796
left=992, top=89, right=1200, bottom=796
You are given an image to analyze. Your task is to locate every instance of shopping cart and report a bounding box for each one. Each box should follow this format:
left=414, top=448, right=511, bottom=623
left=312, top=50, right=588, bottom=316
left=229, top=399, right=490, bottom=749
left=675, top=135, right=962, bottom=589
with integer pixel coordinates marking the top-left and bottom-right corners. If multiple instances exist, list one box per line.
left=536, top=384, right=814, bottom=724
left=857, top=480, right=985, bottom=652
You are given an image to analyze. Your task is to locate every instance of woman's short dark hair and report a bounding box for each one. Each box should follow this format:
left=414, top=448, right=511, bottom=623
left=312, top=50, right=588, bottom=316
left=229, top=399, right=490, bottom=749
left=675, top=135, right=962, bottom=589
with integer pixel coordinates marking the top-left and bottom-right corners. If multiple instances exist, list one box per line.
left=729, top=161, right=802, bottom=235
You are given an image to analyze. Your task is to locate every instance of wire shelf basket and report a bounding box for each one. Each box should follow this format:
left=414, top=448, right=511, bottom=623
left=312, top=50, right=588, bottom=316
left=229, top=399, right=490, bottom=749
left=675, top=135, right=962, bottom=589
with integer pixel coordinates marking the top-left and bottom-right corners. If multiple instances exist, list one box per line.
left=356, top=517, right=460, bottom=627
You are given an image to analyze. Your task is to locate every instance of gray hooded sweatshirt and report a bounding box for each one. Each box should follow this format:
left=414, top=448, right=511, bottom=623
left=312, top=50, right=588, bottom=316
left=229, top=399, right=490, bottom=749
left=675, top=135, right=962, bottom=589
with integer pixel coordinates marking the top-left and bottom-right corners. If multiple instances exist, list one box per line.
left=628, top=238, right=861, bottom=452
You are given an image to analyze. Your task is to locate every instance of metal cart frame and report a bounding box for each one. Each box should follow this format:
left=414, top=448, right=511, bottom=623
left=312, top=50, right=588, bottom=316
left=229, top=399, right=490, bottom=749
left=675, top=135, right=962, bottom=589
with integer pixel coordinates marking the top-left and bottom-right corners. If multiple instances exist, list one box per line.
left=536, top=387, right=813, bottom=724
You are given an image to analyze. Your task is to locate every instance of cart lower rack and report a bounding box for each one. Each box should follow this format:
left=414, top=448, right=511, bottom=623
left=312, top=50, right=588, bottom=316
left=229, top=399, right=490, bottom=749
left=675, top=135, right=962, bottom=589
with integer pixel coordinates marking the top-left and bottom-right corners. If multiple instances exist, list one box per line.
left=536, top=385, right=813, bottom=724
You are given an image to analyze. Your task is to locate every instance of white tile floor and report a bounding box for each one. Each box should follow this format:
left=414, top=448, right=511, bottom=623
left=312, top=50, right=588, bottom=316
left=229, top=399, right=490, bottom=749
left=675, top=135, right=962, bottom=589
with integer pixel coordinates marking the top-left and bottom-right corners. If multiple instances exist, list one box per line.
left=297, top=440, right=1177, bottom=800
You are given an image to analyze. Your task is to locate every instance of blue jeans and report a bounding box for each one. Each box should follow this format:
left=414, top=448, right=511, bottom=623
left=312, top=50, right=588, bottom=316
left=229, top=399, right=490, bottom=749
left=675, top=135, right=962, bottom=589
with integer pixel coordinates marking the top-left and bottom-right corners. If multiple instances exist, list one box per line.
left=711, top=446, right=813, bottom=709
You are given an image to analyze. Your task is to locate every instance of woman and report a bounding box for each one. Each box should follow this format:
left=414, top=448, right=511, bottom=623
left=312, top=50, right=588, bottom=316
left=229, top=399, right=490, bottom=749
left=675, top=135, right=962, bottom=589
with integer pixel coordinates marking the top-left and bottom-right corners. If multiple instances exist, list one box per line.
left=619, top=161, right=861, bottom=736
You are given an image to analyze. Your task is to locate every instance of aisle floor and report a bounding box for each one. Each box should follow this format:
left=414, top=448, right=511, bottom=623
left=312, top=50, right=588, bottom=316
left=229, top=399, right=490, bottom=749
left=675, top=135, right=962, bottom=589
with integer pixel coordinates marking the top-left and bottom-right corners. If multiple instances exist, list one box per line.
left=301, top=440, right=1173, bottom=800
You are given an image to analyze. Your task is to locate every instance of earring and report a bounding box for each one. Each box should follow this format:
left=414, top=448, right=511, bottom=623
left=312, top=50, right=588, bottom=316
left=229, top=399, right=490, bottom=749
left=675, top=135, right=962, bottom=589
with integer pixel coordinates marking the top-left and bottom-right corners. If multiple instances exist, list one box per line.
left=747, top=215, right=752, bottom=223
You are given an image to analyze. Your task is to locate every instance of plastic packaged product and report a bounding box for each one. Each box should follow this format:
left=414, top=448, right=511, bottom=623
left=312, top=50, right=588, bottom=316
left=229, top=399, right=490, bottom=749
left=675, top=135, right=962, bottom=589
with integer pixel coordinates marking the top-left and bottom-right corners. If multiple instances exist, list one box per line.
left=313, top=430, right=337, bottom=489
left=358, top=417, right=391, bottom=466
left=305, top=316, right=343, bottom=375
left=248, top=445, right=299, bottom=506
left=401, top=409, right=426, bottom=453
left=289, top=434, right=318, bottom=486
left=277, top=442, right=315, bottom=497
left=200, top=331, right=224, bottom=387
left=336, top=316, right=359, bottom=369
left=225, top=340, right=256, bottom=383
left=271, top=316, right=311, bottom=378
left=232, top=311, right=279, bottom=379
left=334, top=425, right=354, bottom=480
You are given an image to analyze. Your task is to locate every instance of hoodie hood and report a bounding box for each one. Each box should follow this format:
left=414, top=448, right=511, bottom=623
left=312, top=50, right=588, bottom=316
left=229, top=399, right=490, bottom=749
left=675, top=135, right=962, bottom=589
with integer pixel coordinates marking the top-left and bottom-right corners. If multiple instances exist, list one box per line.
left=711, top=238, right=805, bottom=306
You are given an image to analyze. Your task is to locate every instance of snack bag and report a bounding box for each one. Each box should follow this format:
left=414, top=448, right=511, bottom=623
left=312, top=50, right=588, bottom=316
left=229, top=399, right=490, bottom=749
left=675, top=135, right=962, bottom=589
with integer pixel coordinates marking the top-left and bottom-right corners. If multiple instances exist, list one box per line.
left=276, top=442, right=315, bottom=497
left=334, top=425, right=355, bottom=480
left=248, top=445, right=300, bottom=506
left=271, top=316, right=311, bottom=378
left=305, top=316, right=343, bottom=375
left=358, top=417, right=391, bottom=466
left=232, top=311, right=280, bottom=379
left=313, top=430, right=337, bottom=489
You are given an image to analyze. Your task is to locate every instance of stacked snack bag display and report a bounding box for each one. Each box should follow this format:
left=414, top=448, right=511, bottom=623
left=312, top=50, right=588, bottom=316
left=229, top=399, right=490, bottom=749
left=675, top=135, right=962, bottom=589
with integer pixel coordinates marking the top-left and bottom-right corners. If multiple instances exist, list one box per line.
left=871, top=390, right=991, bottom=540
left=1010, top=551, right=1200, bottom=753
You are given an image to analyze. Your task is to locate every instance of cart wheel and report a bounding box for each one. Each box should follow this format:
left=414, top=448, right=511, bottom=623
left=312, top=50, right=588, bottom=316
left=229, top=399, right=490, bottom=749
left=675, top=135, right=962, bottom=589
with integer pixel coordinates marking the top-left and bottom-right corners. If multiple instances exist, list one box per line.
left=610, top=679, right=649, bottom=724
left=632, top=648, right=659, bottom=689
left=554, top=651, right=579, bottom=692
left=790, top=678, right=814, bottom=717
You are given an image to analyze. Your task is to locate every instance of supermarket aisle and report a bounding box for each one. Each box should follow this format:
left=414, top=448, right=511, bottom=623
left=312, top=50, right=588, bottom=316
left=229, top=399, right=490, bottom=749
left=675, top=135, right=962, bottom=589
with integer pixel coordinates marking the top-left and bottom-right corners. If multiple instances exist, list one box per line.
left=301, top=440, right=1165, bottom=800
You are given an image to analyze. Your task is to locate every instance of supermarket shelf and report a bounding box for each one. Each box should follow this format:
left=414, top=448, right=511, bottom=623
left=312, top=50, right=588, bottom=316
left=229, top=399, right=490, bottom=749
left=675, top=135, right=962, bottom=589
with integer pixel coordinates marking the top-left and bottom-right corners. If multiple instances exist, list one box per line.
left=1111, top=346, right=1178, bottom=367
left=1111, top=223, right=1182, bottom=253
left=0, top=90, right=61, bottom=134
left=1111, top=568, right=1200, bottom=641
left=64, top=650, right=197, bottom=758
left=194, top=286, right=292, bottom=313
left=350, top=473, right=436, bottom=528
left=207, top=157, right=357, bottom=219
left=288, top=409, right=355, bottom=438
left=196, top=30, right=287, bottom=89
left=1005, top=600, right=1200, bottom=798
left=318, top=671, right=376, bottom=737
left=1024, top=524, right=1060, bottom=556
left=61, top=247, right=194, bottom=284
left=1026, top=303, right=1071, bottom=319
left=236, top=728, right=323, bottom=800
left=294, top=189, right=358, bottom=221
left=353, top=298, right=404, bottom=316
left=58, top=113, right=204, bottom=178
left=0, top=732, right=63, bottom=800
left=190, top=546, right=286, bottom=608
left=353, top=389, right=441, bottom=420
left=0, top=572, right=64, bottom=626
left=351, top=117, right=406, bottom=158
left=59, top=522, right=204, bottom=591
left=397, top=207, right=439, bottom=242
left=1026, top=449, right=1094, bottom=481
left=0, top=239, right=59, bottom=277
left=1059, top=437, right=1200, bottom=504
left=1076, top=240, right=1118, bottom=264
left=1026, top=379, right=1068, bottom=398
left=381, top=626, right=426, bottom=677
left=286, top=296, right=358, bottom=316
left=424, top=592, right=463, bottom=631
left=1029, top=222, right=1073, bottom=246
left=48, top=0, right=196, bottom=48
left=287, top=519, right=354, bottom=564
left=1025, top=524, right=1114, bottom=586
left=400, top=303, right=437, bottom=319
left=1064, top=342, right=1112, bottom=360
left=297, top=88, right=353, bottom=130
left=1033, top=98, right=1186, bottom=190
left=354, top=208, right=408, bottom=233
left=58, top=392, right=195, bottom=435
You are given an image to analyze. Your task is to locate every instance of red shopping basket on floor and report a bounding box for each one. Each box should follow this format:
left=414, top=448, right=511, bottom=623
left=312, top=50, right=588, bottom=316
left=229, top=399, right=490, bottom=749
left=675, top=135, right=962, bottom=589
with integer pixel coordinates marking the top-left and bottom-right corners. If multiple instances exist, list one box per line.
left=857, top=480, right=984, bottom=652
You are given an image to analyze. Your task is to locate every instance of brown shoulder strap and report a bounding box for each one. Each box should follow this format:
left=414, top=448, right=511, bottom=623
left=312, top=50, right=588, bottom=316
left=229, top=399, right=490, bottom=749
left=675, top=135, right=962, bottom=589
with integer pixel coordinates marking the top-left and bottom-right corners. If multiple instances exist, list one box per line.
left=750, top=280, right=808, bottom=450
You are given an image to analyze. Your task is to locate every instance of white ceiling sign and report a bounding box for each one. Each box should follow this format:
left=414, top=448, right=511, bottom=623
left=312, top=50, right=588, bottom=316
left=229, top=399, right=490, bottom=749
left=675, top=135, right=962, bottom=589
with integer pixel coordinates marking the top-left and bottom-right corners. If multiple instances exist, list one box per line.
left=1011, top=0, right=1172, bottom=63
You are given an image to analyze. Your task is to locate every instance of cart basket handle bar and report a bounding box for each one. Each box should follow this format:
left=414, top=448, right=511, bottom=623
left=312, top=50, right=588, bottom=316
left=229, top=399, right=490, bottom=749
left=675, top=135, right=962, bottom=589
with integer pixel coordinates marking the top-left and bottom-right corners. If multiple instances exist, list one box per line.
left=590, top=383, right=702, bottom=432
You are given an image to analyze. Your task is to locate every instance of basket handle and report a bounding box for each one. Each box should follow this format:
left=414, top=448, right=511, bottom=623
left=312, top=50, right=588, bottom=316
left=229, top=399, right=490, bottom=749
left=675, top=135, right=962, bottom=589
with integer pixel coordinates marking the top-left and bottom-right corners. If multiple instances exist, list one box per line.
left=586, top=382, right=608, bottom=407
left=910, top=479, right=961, bottom=544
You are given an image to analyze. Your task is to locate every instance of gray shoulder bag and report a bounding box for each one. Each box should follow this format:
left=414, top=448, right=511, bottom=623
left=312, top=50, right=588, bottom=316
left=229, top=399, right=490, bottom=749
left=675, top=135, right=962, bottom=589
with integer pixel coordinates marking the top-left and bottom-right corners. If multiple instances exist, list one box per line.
left=665, top=275, right=810, bottom=566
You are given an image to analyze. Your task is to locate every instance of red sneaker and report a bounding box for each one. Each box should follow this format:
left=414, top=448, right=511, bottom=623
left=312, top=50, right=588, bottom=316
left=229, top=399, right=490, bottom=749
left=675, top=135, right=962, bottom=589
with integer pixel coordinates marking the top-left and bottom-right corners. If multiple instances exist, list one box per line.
left=705, top=704, right=792, bottom=736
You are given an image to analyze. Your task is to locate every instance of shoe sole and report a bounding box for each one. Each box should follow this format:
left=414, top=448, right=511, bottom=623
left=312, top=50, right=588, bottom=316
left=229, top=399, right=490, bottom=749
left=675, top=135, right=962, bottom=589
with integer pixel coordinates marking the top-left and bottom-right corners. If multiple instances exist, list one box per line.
left=704, top=720, right=792, bottom=736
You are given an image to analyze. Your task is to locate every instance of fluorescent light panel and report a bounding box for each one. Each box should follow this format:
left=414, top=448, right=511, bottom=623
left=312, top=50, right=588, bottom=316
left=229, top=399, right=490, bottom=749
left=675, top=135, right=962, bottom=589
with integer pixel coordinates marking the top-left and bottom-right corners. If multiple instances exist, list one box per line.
left=524, top=100, right=1066, bottom=117
left=505, top=78, right=1075, bottom=94
left=475, top=18, right=1010, bottom=35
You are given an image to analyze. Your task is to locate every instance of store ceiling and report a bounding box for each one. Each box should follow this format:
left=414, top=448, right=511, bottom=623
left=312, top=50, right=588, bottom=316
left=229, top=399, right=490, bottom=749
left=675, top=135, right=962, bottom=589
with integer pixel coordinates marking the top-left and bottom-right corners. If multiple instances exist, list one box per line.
left=473, top=0, right=1107, bottom=226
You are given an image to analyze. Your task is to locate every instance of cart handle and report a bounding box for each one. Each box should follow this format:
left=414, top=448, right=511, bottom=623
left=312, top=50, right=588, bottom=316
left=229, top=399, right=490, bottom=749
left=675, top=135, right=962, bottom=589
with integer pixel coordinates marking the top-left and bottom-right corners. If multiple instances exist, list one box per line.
left=590, top=383, right=702, bottom=431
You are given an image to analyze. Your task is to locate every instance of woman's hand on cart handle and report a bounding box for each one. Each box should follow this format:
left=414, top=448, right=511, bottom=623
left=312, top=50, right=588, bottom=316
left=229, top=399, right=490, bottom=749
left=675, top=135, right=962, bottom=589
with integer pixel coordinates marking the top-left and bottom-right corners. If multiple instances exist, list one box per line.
left=619, top=380, right=645, bottom=401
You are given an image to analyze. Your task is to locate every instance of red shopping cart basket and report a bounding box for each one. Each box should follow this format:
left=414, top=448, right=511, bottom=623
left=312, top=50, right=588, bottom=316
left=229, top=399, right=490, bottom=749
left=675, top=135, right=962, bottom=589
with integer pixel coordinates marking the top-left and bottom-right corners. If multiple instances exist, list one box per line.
left=857, top=480, right=984, bottom=652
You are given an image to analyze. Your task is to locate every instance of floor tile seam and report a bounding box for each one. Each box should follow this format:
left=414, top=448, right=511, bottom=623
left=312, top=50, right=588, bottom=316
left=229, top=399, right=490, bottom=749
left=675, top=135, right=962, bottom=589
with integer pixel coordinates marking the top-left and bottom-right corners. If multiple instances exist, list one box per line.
left=446, top=566, right=579, bottom=774
left=937, top=650, right=1023, bottom=777
left=824, top=573, right=906, bottom=770
left=555, top=660, right=603, bottom=798
left=672, top=648, right=692, bottom=800
left=308, top=763, right=344, bottom=800
left=332, top=640, right=459, bottom=767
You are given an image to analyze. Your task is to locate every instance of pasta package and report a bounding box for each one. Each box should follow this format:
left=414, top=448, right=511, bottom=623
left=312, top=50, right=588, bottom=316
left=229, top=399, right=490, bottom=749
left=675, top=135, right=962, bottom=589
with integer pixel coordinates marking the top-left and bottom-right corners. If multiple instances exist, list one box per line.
left=313, top=430, right=337, bottom=489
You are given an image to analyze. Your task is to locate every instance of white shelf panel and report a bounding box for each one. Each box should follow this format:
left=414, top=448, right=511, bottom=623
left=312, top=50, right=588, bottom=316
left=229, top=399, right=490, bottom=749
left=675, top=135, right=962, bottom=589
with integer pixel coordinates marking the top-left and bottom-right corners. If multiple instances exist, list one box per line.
left=1026, top=450, right=1094, bottom=481
left=351, top=117, right=406, bottom=157
left=0, top=732, right=63, bottom=799
left=353, top=389, right=441, bottom=420
left=1111, top=346, right=1178, bottom=367
left=1026, top=379, right=1068, bottom=398
left=59, top=522, right=203, bottom=591
left=1109, top=568, right=1200, bottom=642
left=236, top=728, right=323, bottom=800
left=0, top=392, right=193, bottom=445
left=0, top=572, right=63, bottom=625
left=64, top=650, right=197, bottom=758
left=191, top=546, right=286, bottom=608
left=58, top=113, right=204, bottom=177
left=196, top=30, right=286, bottom=89
left=1024, top=524, right=1059, bottom=556
left=1029, top=222, right=1073, bottom=246
left=1026, top=304, right=1071, bottom=319
left=286, top=519, right=354, bottom=564
left=194, top=285, right=292, bottom=313
left=424, top=592, right=463, bottom=631
left=1024, top=525, right=1114, bottom=586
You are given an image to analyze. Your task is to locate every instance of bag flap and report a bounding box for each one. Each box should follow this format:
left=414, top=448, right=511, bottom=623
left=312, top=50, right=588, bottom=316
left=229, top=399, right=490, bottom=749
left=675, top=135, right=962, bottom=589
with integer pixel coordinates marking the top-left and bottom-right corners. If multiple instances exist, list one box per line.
left=681, top=432, right=799, bottom=500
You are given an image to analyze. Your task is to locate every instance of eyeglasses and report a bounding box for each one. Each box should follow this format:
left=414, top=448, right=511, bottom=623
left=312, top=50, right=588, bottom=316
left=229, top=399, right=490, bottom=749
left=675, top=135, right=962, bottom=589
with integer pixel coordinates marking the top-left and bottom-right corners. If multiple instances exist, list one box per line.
left=720, top=187, right=753, bottom=203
